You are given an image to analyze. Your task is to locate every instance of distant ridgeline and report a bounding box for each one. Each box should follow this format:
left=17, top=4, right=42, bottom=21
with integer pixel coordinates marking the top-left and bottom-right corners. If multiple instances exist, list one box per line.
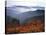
left=6, top=9, right=44, bottom=25
left=19, top=10, right=44, bottom=24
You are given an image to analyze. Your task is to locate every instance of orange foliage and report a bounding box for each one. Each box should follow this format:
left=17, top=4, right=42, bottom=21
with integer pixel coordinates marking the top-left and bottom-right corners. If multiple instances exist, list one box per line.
left=6, top=19, right=44, bottom=33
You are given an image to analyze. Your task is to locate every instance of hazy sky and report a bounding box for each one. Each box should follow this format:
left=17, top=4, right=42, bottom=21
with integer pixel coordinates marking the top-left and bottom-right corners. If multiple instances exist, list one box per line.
left=6, top=0, right=44, bottom=7
left=6, top=0, right=44, bottom=15
left=6, top=0, right=44, bottom=24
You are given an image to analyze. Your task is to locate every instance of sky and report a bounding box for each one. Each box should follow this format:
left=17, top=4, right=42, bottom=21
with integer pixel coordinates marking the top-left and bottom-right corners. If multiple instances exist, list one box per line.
left=6, top=0, right=45, bottom=24
left=6, top=0, right=44, bottom=14
left=6, top=0, right=44, bottom=16
left=6, top=0, right=45, bottom=7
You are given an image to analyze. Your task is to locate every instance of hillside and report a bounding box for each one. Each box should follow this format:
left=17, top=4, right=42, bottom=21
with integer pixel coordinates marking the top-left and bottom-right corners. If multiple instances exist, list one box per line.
left=6, top=15, right=44, bottom=34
